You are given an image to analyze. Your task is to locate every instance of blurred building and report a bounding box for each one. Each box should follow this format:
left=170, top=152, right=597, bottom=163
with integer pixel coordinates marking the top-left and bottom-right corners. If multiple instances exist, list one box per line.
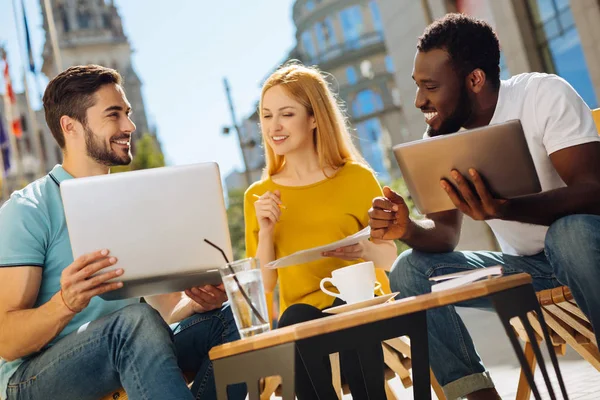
left=375, top=0, right=600, bottom=251
left=291, top=0, right=409, bottom=182
left=39, top=0, right=156, bottom=158
left=377, top=0, right=600, bottom=144
left=224, top=109, right=265, bottom=193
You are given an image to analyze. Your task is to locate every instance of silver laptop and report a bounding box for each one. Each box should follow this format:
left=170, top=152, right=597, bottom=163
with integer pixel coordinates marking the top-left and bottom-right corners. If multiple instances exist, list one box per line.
left=392, top=120, right=541, bottom=214
left=60, top=162, right=233, bottom=300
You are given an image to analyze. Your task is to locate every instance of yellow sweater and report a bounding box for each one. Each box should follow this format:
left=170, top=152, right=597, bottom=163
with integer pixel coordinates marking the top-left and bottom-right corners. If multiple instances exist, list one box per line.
left=244, top=161, right=391, bottom=312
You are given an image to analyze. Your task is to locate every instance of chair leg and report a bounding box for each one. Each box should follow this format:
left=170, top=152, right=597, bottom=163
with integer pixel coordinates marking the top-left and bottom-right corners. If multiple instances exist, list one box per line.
left=515, top=340, right=538, bottom=400
left=385, top=380, right=398, bottom=400
left=329, top=352, right=342, bottom=400
left=430, top=370, right=446, bottom=400
left=260, top=376, right=281, bottom=400
left=382, top=343, right=412, bottom=388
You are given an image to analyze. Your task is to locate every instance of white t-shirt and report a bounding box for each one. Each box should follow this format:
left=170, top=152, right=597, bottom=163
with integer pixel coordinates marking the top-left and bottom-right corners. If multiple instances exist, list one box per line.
left=426, top=73, right=600, bottom=256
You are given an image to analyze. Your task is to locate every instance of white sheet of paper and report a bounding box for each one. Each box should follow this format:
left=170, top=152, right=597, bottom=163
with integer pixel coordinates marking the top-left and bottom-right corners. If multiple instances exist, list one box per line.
left=265, top=227, right=371, bottom=269
left=430, top=266, right=503, bottom=292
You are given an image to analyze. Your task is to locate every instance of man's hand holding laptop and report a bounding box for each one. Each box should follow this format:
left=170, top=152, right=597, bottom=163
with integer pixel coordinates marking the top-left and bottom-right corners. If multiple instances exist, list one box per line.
left=60, top=249, right=124, bottom=313
left=185, top=284, right=228, bottom=313
left=59, top=248, right=227, bottom=316
left=369, top=167, right=511, bottom=241
left=440, top=168, right=509, bottom=221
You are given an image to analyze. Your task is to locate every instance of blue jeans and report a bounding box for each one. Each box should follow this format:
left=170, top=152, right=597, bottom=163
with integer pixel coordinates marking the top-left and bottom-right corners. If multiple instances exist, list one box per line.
left=389, top=214, right=600, bottom=400
left=6, top=303, right=246, bottom=400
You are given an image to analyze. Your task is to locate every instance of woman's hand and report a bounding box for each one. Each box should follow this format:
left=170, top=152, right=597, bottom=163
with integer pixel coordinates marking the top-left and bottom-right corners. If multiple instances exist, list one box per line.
left=254, top=190, right=283, bottom=235
left=321, top=239, right=372, bottom=261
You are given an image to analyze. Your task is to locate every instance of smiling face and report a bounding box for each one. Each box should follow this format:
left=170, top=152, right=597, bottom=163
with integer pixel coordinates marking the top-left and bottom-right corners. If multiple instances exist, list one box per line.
left=413, top=48, right=473, bottom=136
left=80, top=83, right=136, bottom=166
left=260, top=84, right=317, bottom=157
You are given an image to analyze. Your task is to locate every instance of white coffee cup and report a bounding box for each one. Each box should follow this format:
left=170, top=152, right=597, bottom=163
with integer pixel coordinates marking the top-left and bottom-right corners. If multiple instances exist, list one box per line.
left=319, top=261, right=381, bottom=304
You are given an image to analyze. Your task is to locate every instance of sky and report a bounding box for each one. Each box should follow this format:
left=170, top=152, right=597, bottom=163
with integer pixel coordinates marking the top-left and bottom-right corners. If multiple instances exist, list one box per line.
left=0, top=0, right=297, bottom=177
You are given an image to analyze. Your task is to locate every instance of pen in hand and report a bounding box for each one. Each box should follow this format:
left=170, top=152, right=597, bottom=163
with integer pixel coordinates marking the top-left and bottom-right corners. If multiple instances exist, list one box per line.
left=253, top=193, right=287, bottom=209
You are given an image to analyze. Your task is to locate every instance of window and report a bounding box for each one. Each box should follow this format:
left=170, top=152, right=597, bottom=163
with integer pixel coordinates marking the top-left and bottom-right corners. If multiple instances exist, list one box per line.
left=499, top=52, right=510, bottom=80
left=58, top=5, right=70, bottom=32
left=339, top=6, right=363, bottom=49
left=369, top=1, right=383, bottom=33
left=355, top=118, right=390, bottom=181
left=384, top=55, right=394, bottom=73
left=314, top=22, right=327, bottom=53
left=77, top=10, right=92, bottom=29
left=305, top=0, right=315, bottom=12
left=346, top=66, right=358, bottom=85
left=527, top=0, right=597, bottom=107
left=103, top=14, right=111, bottom=29
left=301, top=31, right=316, bottom=60
left=352, top=89, right=384, bottom=118
left=323, top=18, right=336, bottom=47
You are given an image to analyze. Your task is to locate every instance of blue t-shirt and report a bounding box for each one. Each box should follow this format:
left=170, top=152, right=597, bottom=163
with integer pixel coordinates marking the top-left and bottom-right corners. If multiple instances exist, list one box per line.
left=0, top=165, right=138, bottom=398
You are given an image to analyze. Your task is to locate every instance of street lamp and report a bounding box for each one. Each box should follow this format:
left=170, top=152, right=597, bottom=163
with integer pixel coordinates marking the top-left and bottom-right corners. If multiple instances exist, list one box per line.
left=223, top=77, right=253, bottom=188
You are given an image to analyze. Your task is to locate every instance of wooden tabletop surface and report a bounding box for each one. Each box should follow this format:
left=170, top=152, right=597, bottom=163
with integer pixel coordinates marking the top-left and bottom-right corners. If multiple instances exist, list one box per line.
left=210, top=273, right=532, bottom=360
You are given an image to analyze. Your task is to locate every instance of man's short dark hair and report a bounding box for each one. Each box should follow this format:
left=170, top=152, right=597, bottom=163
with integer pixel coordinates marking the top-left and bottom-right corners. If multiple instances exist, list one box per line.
left=43, top=65, right=122, bottom=148
left=417, top=13, right=501, bottom=89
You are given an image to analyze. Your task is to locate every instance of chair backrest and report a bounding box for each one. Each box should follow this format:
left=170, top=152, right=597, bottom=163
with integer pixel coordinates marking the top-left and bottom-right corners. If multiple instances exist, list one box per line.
left=593, top=108, right=600, bottom=134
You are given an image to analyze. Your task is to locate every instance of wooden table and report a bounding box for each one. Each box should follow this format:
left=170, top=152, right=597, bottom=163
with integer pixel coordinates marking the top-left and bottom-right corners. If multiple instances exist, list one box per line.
left=210, top=273, right=568, bottom=400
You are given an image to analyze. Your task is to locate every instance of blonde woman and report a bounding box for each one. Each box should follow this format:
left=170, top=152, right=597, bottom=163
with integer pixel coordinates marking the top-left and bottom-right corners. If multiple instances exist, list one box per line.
left=244, top=63, right=398, bottom=399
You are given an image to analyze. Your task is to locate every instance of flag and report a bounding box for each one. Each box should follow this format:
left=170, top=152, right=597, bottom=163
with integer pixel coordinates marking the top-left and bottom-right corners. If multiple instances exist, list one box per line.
left=1, top=49, right=23, bottom=139
left=21, top=0, right=36, bottom=73
left=0, top=114, right=10, bottom=173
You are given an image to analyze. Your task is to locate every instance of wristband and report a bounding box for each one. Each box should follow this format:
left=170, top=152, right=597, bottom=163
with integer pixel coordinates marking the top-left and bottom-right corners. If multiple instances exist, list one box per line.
left=60, top=289, right=78, bottom=314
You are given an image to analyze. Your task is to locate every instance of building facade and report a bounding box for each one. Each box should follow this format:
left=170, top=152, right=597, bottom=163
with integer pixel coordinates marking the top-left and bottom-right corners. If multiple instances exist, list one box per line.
left=0, top=93, right=48, bottom=188
left=224, top=109, right=265, bottom=194
left=39, top=0, right=155, bottom=153
left=375, top=0, right=600, bottom=251
left=292, top=0, right=410, bottom=182
left=377, top=0, right=600, bottom=142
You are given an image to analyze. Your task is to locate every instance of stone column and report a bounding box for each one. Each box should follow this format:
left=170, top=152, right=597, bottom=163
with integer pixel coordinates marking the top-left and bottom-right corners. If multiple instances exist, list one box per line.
left=487, top=0, right=545, bottom=75
left=569, top=0, right=600, bottom=108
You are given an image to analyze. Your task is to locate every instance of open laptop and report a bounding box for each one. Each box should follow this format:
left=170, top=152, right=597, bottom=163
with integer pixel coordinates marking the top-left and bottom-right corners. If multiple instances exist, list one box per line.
left=392, top=120, right=541, bottom=214
left=60, top=162, right=233, bottom=300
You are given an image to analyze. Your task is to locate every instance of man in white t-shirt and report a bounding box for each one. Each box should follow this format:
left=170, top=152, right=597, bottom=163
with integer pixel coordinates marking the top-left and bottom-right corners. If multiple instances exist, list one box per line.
left=369, top=13, right=600, bottom=400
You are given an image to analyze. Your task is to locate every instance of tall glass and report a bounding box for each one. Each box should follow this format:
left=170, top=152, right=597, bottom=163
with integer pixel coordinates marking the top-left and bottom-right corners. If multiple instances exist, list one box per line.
left=220, top=258, right=270, bottom=338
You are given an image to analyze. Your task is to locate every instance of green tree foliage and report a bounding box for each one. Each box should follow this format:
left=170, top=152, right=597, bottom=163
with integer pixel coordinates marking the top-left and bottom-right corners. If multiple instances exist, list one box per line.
left=226, top=188, right=246, bottom=260
left=111, top=133, right=165, bottom=173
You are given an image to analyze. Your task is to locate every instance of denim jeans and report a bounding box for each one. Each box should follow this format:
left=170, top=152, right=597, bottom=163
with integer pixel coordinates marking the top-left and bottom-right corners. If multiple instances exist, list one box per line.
left=6, top=303, right=246, bottom=400
left=389, top=214, right=600, bottom=400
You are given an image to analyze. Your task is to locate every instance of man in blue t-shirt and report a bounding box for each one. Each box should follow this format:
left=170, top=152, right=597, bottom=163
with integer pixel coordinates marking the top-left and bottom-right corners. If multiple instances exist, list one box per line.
left=0, top=65, right=244, bottom=400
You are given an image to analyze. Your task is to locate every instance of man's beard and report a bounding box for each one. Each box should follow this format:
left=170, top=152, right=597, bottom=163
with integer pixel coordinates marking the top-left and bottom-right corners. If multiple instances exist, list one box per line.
left=84, top=124, right=132, bottom=166
left=427, top=84, right=472, bottom=137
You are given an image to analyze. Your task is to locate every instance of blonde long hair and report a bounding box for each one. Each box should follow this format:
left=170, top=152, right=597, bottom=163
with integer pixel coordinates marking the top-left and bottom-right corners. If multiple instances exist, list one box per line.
left=259, top=62, right=368, bottom=177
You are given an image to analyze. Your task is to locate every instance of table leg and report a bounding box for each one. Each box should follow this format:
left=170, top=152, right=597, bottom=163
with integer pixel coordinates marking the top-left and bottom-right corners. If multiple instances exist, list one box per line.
left=409, top=312, right=431, bottom=400
left=213, top=342, right=296, bottom=400
left=297, top=310, right=431, bottom=400
left=490, top=284, right=569, bottom=400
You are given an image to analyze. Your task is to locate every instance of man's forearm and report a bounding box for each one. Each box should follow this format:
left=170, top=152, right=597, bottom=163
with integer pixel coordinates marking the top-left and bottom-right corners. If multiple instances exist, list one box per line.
left=502, top=183, right=600, bottom=226
left=401, top=218, right=460, bottom=253
left=0, top=293, right=74, bottom=361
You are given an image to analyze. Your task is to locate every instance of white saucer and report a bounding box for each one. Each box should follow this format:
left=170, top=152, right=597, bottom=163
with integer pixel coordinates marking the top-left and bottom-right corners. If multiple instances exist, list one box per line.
left=323, top=292, right=399, bottom=315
